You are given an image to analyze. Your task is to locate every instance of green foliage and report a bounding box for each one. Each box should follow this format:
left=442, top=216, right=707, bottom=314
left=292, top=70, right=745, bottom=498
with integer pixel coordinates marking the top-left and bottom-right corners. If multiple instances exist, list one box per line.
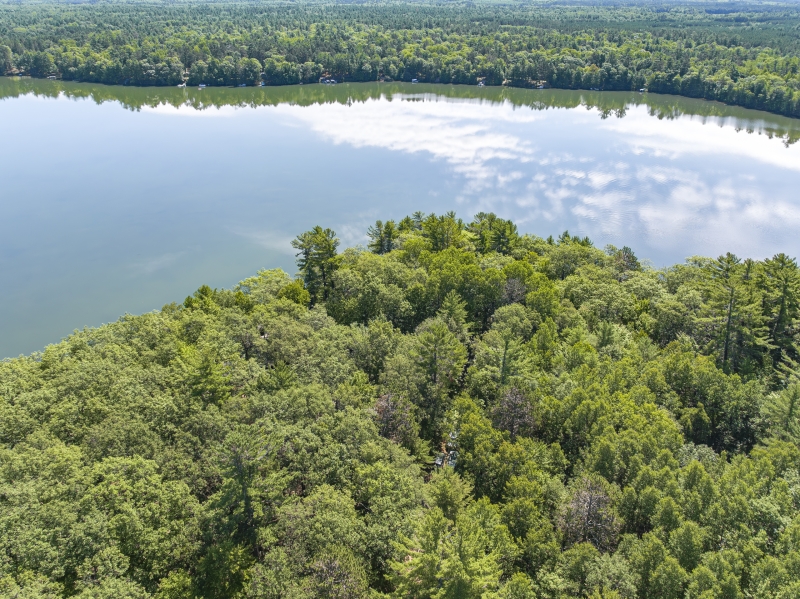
left=277, top=280, right=310, bottom=307
left=761, top=384, right=800, bottom=444
left=2, top=210, right=800, bottom=598
left=2, top=3, right=800, bottom=117
left=291, top=226, right=339, bottom=304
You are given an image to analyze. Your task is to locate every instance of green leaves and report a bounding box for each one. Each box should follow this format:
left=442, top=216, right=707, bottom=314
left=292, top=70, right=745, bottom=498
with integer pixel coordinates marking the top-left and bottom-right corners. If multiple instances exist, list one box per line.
left=390, top=503, right=505, bottom=599
left=5, top=4, right=800, bottom=118
left=4, top=211, right=800, bottom=599
left=368, top=220, right=400, bottom=255
left=292, top=226, right=340, bottom=305
left=761, top=384, right=800, bottom=445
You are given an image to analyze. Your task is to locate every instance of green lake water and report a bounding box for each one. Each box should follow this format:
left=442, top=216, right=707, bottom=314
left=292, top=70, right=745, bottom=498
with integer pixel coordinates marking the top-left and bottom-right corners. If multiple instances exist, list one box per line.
left=2, top=77, right=800, bottom=358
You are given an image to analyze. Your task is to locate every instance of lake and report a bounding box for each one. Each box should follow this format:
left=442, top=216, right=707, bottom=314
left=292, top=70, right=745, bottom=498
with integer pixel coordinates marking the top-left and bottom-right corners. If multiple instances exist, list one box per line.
left=2, top=77, right=800, bottom=358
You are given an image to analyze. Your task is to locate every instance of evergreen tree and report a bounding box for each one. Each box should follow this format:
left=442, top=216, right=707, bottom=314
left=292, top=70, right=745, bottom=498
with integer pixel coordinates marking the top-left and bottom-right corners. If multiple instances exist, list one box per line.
left=291, top=226, right=339, bottom=304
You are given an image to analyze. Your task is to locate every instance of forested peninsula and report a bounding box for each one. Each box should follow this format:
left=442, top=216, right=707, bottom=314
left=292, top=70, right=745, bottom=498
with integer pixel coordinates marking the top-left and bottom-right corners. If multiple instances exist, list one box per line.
left=2, top=2, right=800, bottom=118
left=2, top=212, right=800, bottom=599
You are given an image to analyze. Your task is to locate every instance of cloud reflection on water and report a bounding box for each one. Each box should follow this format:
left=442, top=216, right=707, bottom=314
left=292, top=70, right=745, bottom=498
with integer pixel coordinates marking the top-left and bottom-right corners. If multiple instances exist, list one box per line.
left=278, top=94, right=800, bottom=262
left=276, top=96, right=539, bottom=193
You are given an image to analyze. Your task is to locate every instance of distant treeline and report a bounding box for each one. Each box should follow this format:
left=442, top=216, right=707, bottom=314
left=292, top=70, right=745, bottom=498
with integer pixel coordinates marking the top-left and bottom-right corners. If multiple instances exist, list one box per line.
left=3, top=75, right=800, bottom=146
left=1, top=2, right=800, bottom=117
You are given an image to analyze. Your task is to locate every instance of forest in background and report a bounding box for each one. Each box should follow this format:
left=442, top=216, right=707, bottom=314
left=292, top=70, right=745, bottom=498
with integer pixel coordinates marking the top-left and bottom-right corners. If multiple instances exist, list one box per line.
left=2, top=212, right=800, bottom=599
left=1, top=1, right=800, bottom=117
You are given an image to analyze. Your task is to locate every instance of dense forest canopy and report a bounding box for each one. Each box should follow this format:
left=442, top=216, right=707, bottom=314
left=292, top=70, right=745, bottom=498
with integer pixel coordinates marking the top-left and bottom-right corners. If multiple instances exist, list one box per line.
left=1, top=1, right=800, bottom=117
left=2, top=212, right=800, bottom=599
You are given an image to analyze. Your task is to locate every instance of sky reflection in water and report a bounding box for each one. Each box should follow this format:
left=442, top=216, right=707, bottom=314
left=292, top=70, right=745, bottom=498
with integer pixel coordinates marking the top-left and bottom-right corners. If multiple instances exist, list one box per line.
left=270, top=94, right=800, bottom=259
left=1, top=79, right=799, bottom=356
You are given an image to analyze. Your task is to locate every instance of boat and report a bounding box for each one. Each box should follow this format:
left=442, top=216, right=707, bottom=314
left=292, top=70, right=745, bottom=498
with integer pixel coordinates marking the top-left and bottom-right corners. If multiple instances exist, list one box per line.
left=198, top=84, right=207, bottom=89
left=177, top=82, right=186, bottom=88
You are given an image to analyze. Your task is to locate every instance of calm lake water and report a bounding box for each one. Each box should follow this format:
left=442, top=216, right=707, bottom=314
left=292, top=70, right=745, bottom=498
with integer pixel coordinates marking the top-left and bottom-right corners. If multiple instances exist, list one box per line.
left=2, top=77, right=800, bottom=358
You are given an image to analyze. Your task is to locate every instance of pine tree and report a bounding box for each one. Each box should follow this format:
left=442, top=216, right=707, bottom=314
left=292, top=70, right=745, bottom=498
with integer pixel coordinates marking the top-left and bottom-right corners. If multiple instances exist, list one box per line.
left=761, top=383, right=800, bottom=444
left=291, top=226, right=339, bottom=303
left=699, top=253, right=769, bottom=376
left=760, top=253, right=800, bottom=383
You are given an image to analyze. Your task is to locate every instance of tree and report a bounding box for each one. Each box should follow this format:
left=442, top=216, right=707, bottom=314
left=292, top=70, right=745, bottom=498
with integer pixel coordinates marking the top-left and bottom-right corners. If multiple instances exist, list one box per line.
left=492, top=387, right=535, bottom=441
left=699, top=253, right=769, bottom=375
left=367, top=220, right=399, bottom=254
left=188, top=60, right=208, bottom=86
left=277, top=280, right=311, bottom=306
left=470, top=326, right=532, bottom=401
left=306, top=548, right=368, bottom=599
left=760, top=254, right=800, bottom=381
left=373, top=393, right=418, bottom=449
left=410, top=319, right=467, bottom=435
left=499, top=573, right=537, bottom=599
left=423, top=317, right=467, bottom=371
left=761, top=383, right=800, bottom=444
left=23, top=51, right=55, bottom=77
left=422, top=212, right=463, bottom=251
left=237, top=57, right=262, bottom=85
left=607, top=245, right=641, bottom=280
left=560, top=475, right=620, bottom=551
left=214, top=426, right=282, bottom=550
left=350, top=318, right=399, bottom=382
left=490, top=220, right=519, bottom=255
left=428, top=468, right=473, bottom=521
left=559, top=542, right=600, bottom=596
left=0, top=45, right=12, bottom=74
left=437, top=290, right=471, bottom=342
left=277, top=485, right=364, bottom=562
left=669, top=521, right=705, bottom=572
left=650, top=557, right=688, bottom=599
left=292, top=226, right=340, bottom=304
left=706, top=253, right=742, bottom=372
left=585, top=552, right=637, bottom=599
left=4, top=209, right=800, bottom=599
left=468, top=213, right=519, bottom=255
left=390, top=506, right=503, bottom=599
left=526, top=275, right=561, bottom=320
